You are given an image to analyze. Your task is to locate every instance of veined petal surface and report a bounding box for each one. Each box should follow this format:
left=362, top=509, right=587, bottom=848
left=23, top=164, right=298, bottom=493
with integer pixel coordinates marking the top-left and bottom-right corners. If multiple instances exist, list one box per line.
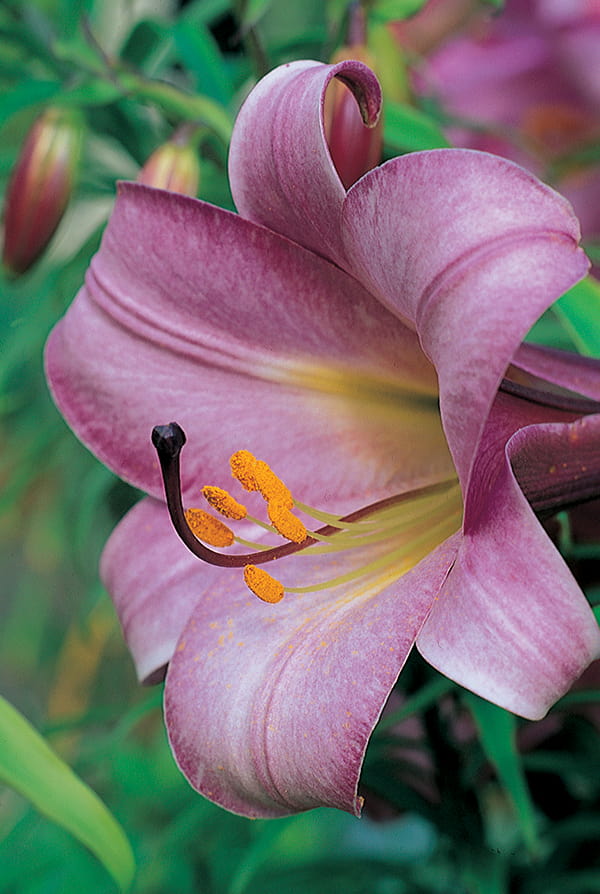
left=342, top=150, right=589, bottom=489
left=418, top=392, right=600, bottom=719
left=164, top=534, right=459, bottom=817
left=512, top=342, right=600, bottom=400
left=229, top=59, right=381, bottom=267
left=100, top=497, right=223, bottom=684
left=45, top=184, right=451, bottom=507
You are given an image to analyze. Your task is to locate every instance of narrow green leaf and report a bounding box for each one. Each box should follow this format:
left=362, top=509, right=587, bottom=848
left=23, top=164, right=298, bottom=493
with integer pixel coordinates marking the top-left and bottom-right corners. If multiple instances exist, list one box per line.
left=0, top=80, right=61, bottom=125
left=384, top=101, right=450, bottom=152
left=243, top=0, right=275, bottom=29
left=0, top=695, right=135, bottom=892
left=58, top=79, right=123, bottom=106
left=554, top=275, right=600, bottom=357
left=463, top=693, right=539, bottom=855
left=372, top=0, right=430, bottom=25
left=377, top=677, right=455, bottom=732
left=172, top=22, right=233, bottom=104
left=119, top=20, right=173, bottom=74
left=117, top=72, right=233, bottom=144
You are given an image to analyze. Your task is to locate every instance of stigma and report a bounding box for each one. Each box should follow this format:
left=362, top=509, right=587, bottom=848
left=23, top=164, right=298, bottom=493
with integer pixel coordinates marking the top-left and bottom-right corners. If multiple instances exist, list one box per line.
left=151, top=422, right=462, bottom=605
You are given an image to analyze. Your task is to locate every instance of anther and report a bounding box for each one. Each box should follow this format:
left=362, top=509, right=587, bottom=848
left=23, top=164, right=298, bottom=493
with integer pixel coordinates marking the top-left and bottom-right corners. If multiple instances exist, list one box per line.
left=230, top=450, right=294, bottom=508
left=202, top=485, right=247, bottom=520
left=151, top=421, right=458, bottom=573
left=254, top=460, right=294, bottom=508
left=230, top=449, right=260, bottom=491
left=243, top=565, right=284, bottom=604
left=184, top=509, right=234, bottom=547
left=267, top=500, right=307, bottom=543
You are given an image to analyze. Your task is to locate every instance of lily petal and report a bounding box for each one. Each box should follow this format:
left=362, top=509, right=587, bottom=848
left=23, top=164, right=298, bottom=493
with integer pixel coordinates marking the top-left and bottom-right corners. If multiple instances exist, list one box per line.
left=45, top=183, right=451, bottom=506
left=100, top=497, right=213, bottom=684
left=509, top=412, right=600, bottom=515
left=164, top=534, right=459, bottom=818
left=418, top=396, right=600, bottom=719
left=512, top=341, right=600, bottom=400
left=342, top=150, right=589, bottom=489
left=229, top=59, right=381, bottom=266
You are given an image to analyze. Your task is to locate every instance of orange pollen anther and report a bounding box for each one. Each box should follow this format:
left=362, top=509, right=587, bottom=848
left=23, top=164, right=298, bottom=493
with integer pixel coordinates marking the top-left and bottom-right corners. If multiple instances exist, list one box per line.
left=230, top=449, right=260, bottom=491
left=243, top=565, right=284, bottom=604
left=202, top=485, right=247, bottom=520
left=267, top=500, right=307, bottom=544
left=184, top=508, right=234, bottom=547
left=254, top=460, right=294, bottom=508
left=229, top=449, right=294, bottom=508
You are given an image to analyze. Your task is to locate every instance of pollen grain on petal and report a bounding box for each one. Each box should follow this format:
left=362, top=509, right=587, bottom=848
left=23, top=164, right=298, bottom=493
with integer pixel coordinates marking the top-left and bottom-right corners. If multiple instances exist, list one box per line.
left=184, top=508, right=234, bottom=547
left=230, top=449, right=260, bottom=491
left=202, top=485, right=248, bottom=519
left=243, top=565, right=284, bottom=604
left=267, top=500, right=307, bottom=543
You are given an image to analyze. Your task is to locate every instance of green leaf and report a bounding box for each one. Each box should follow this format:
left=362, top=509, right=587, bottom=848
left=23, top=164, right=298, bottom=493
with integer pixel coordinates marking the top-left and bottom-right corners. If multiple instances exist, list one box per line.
left=554, top=275, right=600, bottom=357
left=384, top=101, right=450, bottom=152
left=59, top=79, right=123, bottom=106
left=0, top=695, right=135, bottom=892
left=242, top=0, right=275, bottom=29
left=117, top=72, right=233, bottom=144
left=120, top=20, right=174, bottom=75
left=377, top=677, right=455, bottom=732
left=172, top=21, right=233, bottom=104
left=0, top=80, right=61, bottom=125
left=463, top=693, right=539, bottom=855
left=372, top=0, right=431, bottom=24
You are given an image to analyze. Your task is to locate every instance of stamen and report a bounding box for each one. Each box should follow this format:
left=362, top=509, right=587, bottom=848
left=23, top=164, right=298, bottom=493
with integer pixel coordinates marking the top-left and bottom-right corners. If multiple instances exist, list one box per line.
left=253, top=460, right=294, bottom=508
left=267, top=499, right=307, bottom=543
left=152, top=423, right=321, bottom=567
left=230, top=449, right=260, bottom=491
left=202, top=485, right=247, bottom=520
left=151, top=423, right=460, bottom=572
left=243, top=565, right=284, bottom=603
left=184, top=508, right=234, bottom=547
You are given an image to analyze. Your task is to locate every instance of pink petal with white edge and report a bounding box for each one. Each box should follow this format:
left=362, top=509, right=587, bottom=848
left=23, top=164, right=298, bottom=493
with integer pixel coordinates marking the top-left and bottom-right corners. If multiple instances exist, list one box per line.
left=229, top=59, right=381, bottom=267
left=342, top=150, right=589, bottom=489
left=418, top=397, right=600, bottom=719
left=45, top=183, right=450, bottom=507
left=164, top=534, right=459, bottom=818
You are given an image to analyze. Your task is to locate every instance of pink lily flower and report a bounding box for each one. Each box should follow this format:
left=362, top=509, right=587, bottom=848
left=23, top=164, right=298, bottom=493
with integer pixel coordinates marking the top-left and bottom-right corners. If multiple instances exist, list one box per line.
left=45, top=60, right=600, bottom=818
left=408, top=0, right=600, bottom=246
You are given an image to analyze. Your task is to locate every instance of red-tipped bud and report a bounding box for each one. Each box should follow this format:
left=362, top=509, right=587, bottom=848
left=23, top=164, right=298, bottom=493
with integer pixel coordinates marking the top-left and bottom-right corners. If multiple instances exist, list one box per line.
left=2, top=107, right=83, bottom=275
left=137, top=131, right=200, bottom=197
left=324, top=7, right=383, bottom=189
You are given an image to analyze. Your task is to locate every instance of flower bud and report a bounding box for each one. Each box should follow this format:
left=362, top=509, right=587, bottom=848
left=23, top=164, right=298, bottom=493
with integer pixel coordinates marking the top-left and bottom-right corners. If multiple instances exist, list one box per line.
left=324, top=6, right=383, bottom=189
left=137, top=131, right=200, bottom=197
left=2, top=107, right=82, bottom=275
